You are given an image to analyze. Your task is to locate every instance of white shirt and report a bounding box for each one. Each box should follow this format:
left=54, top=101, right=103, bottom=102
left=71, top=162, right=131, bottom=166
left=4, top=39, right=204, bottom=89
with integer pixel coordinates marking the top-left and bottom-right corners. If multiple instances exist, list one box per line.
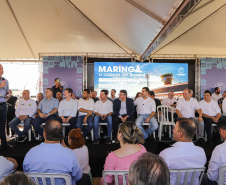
left=58, top=98, right=78, bottom=117
left=72, top=145, right=91, bottom=174
left=15, top=99, right=37, bottom=119
left=207, top=140, right=226, bottom=183
left=159, top=142, right=206, bottom=185
left=222, top=99, right=226, bottom=116
left=94, top=99, right=113, bottom=115
left=119, top=101, right=127, bottom=115
left=134, top=97, right=156, bottom=115
left=199, top=100, right=221, bottom=117
left=0, top=156, right=14, bottom=181
left=176, top=98, right=200, bottom=118
left=78, top=98, right=94, bottom=116
left=162, top=97, right=177, bottom=113
left=212, top=93, right=222, bottom=102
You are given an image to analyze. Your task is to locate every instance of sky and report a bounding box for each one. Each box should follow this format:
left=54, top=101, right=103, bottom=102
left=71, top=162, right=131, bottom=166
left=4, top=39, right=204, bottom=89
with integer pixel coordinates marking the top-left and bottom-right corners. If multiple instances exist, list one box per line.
left=1, top=62, right=40, bottom=96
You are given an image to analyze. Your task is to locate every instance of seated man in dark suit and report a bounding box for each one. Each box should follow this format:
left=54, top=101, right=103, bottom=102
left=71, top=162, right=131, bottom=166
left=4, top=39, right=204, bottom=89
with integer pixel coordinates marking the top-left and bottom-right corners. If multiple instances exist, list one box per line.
left=113, top=90, right=135, bottom=141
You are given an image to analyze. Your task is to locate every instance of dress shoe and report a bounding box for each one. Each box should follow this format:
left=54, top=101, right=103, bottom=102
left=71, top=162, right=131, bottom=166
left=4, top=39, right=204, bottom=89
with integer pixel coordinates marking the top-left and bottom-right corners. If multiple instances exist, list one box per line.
left=2, top=144, right=14, bottom=149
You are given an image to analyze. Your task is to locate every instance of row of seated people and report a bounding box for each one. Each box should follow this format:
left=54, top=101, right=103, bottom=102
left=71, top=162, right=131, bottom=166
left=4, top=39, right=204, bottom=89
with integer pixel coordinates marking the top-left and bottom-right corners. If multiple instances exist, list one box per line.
left=1, top=119, right=226, bottom=185
left=9, top=86, right=226, bottom=146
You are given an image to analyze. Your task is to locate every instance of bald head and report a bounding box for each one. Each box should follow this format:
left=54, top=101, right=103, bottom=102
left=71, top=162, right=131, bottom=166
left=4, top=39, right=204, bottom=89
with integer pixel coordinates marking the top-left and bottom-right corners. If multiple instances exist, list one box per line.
left=44, top=120, right=62, bottom=141
left=22, top=90, right=30, bottom=100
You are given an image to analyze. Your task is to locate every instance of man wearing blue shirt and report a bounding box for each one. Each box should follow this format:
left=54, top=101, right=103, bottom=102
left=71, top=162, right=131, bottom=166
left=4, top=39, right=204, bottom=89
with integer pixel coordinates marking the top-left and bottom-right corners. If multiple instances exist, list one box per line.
left=31, top=88, right=59, bottom=138
left=58, top=88, right=77, bottom=131
left=0, top=64, right=13, bottom=149
left=23, top=119, right=83, bottom=185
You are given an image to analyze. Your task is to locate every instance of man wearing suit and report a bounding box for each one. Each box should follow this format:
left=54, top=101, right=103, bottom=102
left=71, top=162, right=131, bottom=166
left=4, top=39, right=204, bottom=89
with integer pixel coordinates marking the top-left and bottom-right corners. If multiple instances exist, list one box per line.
left=113, top=90, right=135, bottom=140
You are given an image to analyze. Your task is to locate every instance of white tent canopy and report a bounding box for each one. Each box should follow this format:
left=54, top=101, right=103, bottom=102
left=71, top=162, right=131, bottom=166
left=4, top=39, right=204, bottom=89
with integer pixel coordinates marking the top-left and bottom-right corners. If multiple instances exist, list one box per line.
left=0, top=0, right=183, bottom=60
left=151, top=0, right=226, bottom=59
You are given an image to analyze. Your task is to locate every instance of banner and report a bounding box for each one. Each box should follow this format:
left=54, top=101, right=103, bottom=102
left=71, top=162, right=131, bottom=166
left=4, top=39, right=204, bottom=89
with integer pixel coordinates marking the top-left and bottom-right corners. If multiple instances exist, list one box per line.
left=94, top=62, right=188, bottom=99
left=43, top=56, right=83, bottom=97
left=201, top=58, right=226, bottom=98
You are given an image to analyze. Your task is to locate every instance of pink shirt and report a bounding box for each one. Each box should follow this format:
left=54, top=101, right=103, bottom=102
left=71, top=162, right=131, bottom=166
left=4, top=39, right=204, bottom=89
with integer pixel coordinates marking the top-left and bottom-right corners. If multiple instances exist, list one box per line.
left=103, top=144, right=146, bottom=184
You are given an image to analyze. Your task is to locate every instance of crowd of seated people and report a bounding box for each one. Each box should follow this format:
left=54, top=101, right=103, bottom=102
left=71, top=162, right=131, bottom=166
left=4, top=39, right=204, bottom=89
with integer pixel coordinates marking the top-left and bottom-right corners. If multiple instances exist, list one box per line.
left=2, top=83, right=226, bottom=184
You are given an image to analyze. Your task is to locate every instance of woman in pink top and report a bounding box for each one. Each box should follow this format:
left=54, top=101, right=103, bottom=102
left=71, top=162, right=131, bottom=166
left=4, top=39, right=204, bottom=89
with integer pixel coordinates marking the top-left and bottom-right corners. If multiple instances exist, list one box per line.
left=101, top=121, right=146, bottom=185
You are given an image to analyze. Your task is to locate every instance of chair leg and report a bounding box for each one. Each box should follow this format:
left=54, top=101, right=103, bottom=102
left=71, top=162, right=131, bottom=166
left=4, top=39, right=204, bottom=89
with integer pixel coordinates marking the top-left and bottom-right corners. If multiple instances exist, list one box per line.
left=28, top=128, right=31, bottom=141
left=62, top=126, right=66, bottom=137
left=169, top=126, right=171, bottom=138
left=159, top=124, right=162, bottom=141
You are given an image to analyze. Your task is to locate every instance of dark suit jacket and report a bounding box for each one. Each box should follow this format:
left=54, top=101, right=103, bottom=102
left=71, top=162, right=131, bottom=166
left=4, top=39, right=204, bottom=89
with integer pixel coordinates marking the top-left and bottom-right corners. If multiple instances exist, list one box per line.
left=113, top=98, right=135, bottom=118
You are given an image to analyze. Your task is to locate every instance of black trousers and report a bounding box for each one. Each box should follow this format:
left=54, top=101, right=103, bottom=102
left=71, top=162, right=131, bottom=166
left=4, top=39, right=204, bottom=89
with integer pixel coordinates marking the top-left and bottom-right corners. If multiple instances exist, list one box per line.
left=0, top=103, right=7, bottom=145
left=203, top=117, right=221, bottom=140
left=57, top=117, right=76, bottom=134
left=112, top=115, right=135, bottom=137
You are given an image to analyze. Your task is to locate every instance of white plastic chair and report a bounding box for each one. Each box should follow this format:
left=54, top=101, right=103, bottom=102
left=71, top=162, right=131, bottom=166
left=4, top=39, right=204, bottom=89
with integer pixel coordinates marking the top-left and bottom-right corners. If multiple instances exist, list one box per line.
left=62, top=123, right=94, bottom=141
left=16, top=123, right=32, bottom=141
left=99, top=122, right=112, bottom=139
left=26, top=173, right=71, bottom=185
left=169, top=167, right=206, bottom=185
left=102, top=170, right=129, bottom=185
left=219, top=165, right=226, bottom=185
left=157, top=105, right=175, bottom=141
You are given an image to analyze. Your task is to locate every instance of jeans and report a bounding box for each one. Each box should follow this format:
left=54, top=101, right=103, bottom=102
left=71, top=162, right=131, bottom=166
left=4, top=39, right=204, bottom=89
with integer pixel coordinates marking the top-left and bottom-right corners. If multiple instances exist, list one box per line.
left=31, top=115, right=57, bottom=137
left=0, top=103, right=7, bottom=145
left=9, top=117, right=34, bottom=137
left=76, top=115, right=93, bottom=137
left=57, top=117, right=76, bottom=131
left=135, top=114, right=158, bottom=139
left=94, top=115, right=112, bottom=139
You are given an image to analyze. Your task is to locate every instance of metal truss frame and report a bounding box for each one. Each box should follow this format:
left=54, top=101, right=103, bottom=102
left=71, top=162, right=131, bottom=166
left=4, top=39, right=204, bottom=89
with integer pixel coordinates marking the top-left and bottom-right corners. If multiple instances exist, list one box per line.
left=195, top=57, right=201, bottom=101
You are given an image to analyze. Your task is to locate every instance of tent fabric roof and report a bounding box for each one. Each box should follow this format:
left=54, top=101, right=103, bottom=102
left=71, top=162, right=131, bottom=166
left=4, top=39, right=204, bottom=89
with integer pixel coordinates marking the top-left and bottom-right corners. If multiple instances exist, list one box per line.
left=151, top=0, right=226, bottom=58
left=0, top=0, right=182, bottom=60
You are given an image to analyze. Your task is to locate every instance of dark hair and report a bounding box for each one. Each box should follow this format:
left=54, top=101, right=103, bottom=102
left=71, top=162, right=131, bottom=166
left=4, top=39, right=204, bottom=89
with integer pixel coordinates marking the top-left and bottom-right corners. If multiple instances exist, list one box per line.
left=46, top=88, right=53, bottom=93
left=0, top=171, right=36, bottom=185
left=204, top=90, right=212, bottom=96
left=142, top=87, right=149, bottom=92
left=54, top=78, right=60, bottom=82
left=65, top=88, right=73, bottom=94
left=149, top=91, right=155, bottom=97
left=68, top=128, right=85, bottom=149
left=135, top=92, right=142, bottom=99
left=111, top=89, right=116, bottom=93
left=218, top=119, right=226, bottom=131
left=38, top=93, right=43, bottom=98
left=120, top=90, right=127, bottom=96
left=101, top=89, right=109, bottom=95
left=83, top=89, right=89, bottom=94
left=129, top=152, right=170, bottom=185
left=215, top=87, right=219, bottom=91
left=223, top=91, right=226, bottom=94
left=177, top=118, right=196, bottom=139
left=44, top=120, right=62, bottom=141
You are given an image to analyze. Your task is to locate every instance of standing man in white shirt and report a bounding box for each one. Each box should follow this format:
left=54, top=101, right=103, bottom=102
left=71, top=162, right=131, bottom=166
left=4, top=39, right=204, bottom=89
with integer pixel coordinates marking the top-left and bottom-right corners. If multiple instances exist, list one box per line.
left=76, top=89, right=94, bottom=138
left=134, top=87, right=158, bottom=140
left=201, top=120, right=226, bottom=185
left=9, top=90, right=37, bottom=142
left=58, top=88, right=78, bottom=131
left=159, top=118, right=206, bottom=185
left=176, top=88, right=205, bottom=144
left=162, top=90, right=178, bottom=122
left=199, top=90, right=221, bottom=145
left=93, top=90, right=113, bottom=144
left=212, top=87, right=222, bottom=102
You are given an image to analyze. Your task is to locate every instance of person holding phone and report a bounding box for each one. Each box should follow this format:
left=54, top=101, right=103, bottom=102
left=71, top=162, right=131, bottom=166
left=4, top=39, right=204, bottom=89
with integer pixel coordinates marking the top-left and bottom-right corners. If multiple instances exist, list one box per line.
left=162, top=90, right=178, bottom=122
left=0, top=64, right=13, bottom=149
left=52, top=78, right=63, bottom=98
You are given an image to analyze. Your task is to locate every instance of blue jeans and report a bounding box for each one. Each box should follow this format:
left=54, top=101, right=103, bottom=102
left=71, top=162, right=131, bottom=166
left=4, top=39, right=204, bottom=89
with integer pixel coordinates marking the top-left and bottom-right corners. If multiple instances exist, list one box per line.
left=9, top=117, right=33, bottom=137
left=31, top=115, right=57, bottom=137
left=94, top=115, right=112, bottom=139
left=76, top=115, right=93, bottom=137
left=135, top=114, right=158, bottom=139
left=0, top=103, right=7, bottom=145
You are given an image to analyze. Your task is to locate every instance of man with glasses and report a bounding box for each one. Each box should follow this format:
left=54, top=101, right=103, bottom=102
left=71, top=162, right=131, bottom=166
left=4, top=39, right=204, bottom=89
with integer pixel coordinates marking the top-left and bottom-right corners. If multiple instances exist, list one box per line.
left=112, top=90, right=135, bottom=142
